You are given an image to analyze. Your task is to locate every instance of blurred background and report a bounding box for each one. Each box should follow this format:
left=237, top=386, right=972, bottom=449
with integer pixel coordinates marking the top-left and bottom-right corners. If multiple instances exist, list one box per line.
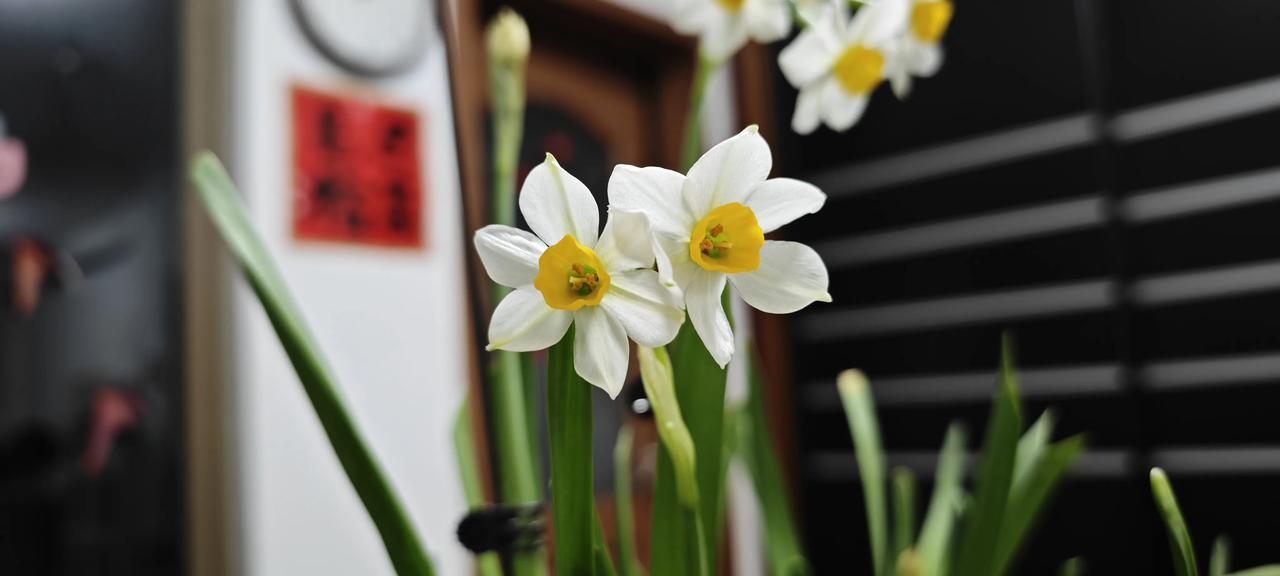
left=3, top=0, right=1280, bottom=574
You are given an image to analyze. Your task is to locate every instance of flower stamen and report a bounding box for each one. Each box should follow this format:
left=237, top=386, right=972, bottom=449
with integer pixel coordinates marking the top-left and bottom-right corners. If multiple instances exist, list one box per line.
left=832, top=45, right=885, bottom=95
left=689, top=203, right=764, bottom=274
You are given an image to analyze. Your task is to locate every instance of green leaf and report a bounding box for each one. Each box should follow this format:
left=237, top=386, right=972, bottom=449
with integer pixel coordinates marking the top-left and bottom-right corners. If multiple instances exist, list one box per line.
left=1225, top=566, right=1280, bottom=576
left=594, top=508, right=619, bottom=576
left=953, top=335, right=1023, bottom=576
left=613, top=425, right=646, bottom=576
left=741, top=351, right=809, bottom=576
left=190, top=152, right=435, bottom=576
left=837, top=369, right=888, bottom=576
left=653, top=317, right=729, bottom=571
left=638, top=346, right=699, bottom=507
left=453, top=399, right=503, bottom=576
left=916, top=424, right=967, bottom=576
left=1210, top=536, right=1231, bottom=576
left=1012, top=410, right=1056, bottom=491
left=891, top=467, right=917, bottom=567
left=547, top=324, right=594, bottom=576
left=1151, top=467, right=1200, bottom=576
left=992, top=435, right=1084, bottom=574
left=1059, top=557, right=1086, bottom=576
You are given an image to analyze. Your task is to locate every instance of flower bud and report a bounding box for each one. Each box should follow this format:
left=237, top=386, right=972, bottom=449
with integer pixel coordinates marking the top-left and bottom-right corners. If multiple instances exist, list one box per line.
left=486, top=8, right=530, bottom=68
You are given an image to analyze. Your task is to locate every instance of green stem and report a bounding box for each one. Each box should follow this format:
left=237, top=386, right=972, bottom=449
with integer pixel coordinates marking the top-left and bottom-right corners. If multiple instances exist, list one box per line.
left=614, top=425, right=644, bottom=576
left=490, top=52, right=546, bottom=576
left=681, top=57, right=716, bottom=172
left=548, top=325, right=594, bottom=576
left=454, top=399, right=504, bottom=576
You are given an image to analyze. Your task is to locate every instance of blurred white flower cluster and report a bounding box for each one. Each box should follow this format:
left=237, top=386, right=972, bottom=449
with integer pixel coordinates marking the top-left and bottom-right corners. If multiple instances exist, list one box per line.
left=671, top=0, right=955, bottom=133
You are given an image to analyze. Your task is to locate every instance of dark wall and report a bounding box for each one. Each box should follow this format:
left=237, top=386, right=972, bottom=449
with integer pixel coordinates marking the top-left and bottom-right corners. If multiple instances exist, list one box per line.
left=0, top=1, right=183, bottom=574
left=776, top=0, right=1280, bottom=573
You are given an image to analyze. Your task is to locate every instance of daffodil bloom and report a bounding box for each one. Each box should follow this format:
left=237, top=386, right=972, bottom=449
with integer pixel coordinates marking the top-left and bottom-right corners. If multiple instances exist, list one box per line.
left=608, top=126, right=831, bottom=368
left=778, top=0, right=909, bottom=133
left=475, top=154, right=685, bottom=398
left=672, top=0, right=793, bottom=62
left=889, top=0, right=954, bottom=98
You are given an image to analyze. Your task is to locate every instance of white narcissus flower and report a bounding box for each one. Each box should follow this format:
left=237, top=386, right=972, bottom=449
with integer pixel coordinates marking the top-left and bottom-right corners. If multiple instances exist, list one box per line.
left=778, top=0, right=909, bottom=134
left=608, top=126, right=832, bottom=368
left=475, top=154, right=686, bottom=398
left=672, top=0, right=793, bottom=63
left=889, top=0, right=954, bottom=99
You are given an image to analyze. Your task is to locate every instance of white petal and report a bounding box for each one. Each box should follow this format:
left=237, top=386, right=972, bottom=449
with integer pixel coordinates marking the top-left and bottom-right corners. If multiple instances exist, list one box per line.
left=791, top=84, right=823, bottom=135
left=744, top=0, right=792, bottom=43
left=474, top=225, right=545, bottom=288
left=573, top=306, right=630, bottom=398
left=488, top=288, right=573, bottom=352
left=684, top=125, right=772, bottom=217
left=652, top=230, right=697, bottom=299
left=607, top=164, right=694, bottom=236
left=686, top=269, right=734, bottom=368
left=744, top=178, right=827, bottom=233
left=729, top=240, right=831, bottom=314
left=912, top=43, right=944, bottom=77
left=596, top=209, right=657, bottom=272
left=848, top=0, right=909, bottom=45
left=601, top=270, right=686, bottom=348
left=673, top=0, right=716, bottom=34
left=890, top=57, right=914, bottom=99
left=777, top=8, right=843, bottom=87
left=699, top=10, right=749, bottom=62
left=519, top=154, right=600, bottom=247
left=820, top=80, right=870, bottom=132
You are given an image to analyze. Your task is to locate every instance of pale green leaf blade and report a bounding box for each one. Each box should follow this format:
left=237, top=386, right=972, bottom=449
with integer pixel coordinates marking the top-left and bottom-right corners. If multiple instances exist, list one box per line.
left=1012, top=410, right=1056, bottom=492
left=837, top=369, right=888, bottom=576
left=1151, top=467, right=1200, bottom=576
left=1226, top=566, right=1280, bottom=576
left=1059, top=557, right=1086, bottom=576
left=916, top=424, right=967, bottom=576
left=891, top=467, right=917, bottom=567
left=190, top=152, right=435, bottom=576
left=1210, top=536, right=1231, bottom=576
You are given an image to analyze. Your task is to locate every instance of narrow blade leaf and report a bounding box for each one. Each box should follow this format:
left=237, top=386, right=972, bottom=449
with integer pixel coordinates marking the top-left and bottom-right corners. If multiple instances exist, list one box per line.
left=837, top=369, right=888, bottom=576
left=1210, top=536, right=1231, bottom=576
left=190, top=152, right=435, bottom=576
left=741, top=351, right=809, bottom=575
left=953, top=335, right=1023, bottom=576
left=993, top=435, right=1085, bottom=574
left=1151, top=467, right=1200, bottom=576
left=891, top=467, right=918, bottom=567
left=916, top=424, right=967, bottom=576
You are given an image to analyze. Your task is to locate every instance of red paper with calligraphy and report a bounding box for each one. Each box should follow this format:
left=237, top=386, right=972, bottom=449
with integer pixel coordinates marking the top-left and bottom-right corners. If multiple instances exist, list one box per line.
left=292, top=86, right=425, bottom=248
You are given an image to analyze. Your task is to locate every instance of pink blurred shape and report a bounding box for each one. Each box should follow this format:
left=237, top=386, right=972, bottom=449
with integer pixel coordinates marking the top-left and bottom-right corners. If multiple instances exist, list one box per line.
left=81, top=388, right=144, bottom=477
left=0, top=138, right=28, bottom=199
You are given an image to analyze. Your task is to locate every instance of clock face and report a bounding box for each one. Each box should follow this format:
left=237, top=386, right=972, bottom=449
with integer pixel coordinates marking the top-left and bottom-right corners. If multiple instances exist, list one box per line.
left=291, top=0, right=434, bottom=77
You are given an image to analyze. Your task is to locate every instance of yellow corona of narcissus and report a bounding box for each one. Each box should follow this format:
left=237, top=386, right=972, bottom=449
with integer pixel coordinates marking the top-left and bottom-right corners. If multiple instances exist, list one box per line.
left=474, top=154, right=685, bottom=397
left=778, top=0, right=910, bottom=133
left=890, top=0, right=955, bottom=98
left=608, top=126, right=832, bottom=368
left=671, top=0, right=793, bottom=62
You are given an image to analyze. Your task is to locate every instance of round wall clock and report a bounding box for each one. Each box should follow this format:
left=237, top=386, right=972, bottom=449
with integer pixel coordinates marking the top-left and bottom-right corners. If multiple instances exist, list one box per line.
left=290, top=0, right=434, bottom=78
